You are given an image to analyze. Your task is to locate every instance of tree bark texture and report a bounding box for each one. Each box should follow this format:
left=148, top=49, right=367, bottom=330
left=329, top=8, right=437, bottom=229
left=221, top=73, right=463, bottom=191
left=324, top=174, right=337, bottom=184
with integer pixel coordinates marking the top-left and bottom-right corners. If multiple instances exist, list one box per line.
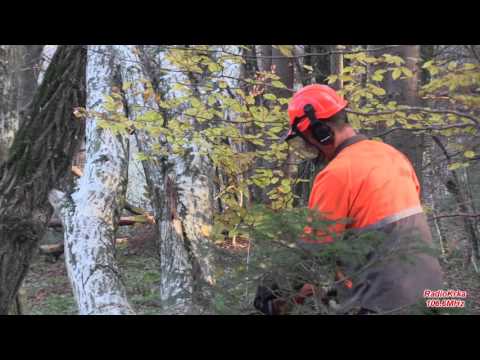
left=0, top=45, right=44, bottom=164
left=0, top=45, right=86, bottom=314
left=48, top=45, right=134, bottom=315
left=118, top=45, right=215, bottom=313
left=378, top=45, right=425, bottom=189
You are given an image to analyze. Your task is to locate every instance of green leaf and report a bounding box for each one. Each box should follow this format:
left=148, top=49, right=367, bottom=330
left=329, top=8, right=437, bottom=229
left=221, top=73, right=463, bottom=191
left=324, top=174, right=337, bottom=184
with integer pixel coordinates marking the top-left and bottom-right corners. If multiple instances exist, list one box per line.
left=327, top=75, right=338, bottom=84
left=303, top=64, right=314, bottom=72
left=369, top=85, right=386, bottom=96
left=135, top=152, right=151, bottom=161
left=208, top=62, right=222, bottom=72
left=190, top=97, right=202, bottom=108
left=464, top=63, right=477, bottom=71
left=386, top=118, right=396, bottom=127
left=272, top=80, right=287, bottom=89
left=422, top=60, right=433, bottom=69
left=448, top=162, right=463, bottom=171
left=464, top=150, right=476, bottom=159
left=447, top=61, right=458, bottom=71
left=392, top=68, right=402, bottom=80
left=371, top=70, right=385, bottom=82
left=275, top=45, right=294, bottom=57
left=263, top=93, right=277, bottom=101
left=401, top=67, right=414, bottom=78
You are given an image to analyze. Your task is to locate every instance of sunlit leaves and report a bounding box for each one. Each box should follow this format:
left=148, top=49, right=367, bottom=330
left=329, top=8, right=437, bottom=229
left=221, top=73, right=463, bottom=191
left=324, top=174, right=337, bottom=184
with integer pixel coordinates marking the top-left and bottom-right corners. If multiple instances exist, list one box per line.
left=391, top=68, right=402, bottom=80
left=273, top=45, right=294, bottom=57
left=464, top=150, right=476, bottom=159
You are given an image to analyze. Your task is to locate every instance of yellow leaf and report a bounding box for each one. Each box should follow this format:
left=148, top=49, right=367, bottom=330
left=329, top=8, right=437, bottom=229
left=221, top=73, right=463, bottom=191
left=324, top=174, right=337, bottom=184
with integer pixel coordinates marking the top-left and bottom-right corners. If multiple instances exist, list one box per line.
left=464, top=150, right=476, bottom=158
left=392, top=68, right=402, bottom=80
left=401, top=67, right=413, bottom=78
left=275, top=45, right=293, bottom=57
left=272, top=80, right=286, bottom=88
left=201, top=224, right=212, bottom=237
left=464, top=63, right=477, bottom=71
left=447, top=61, right=458, bottom=71
left=327, top=75, right=338, bottom=84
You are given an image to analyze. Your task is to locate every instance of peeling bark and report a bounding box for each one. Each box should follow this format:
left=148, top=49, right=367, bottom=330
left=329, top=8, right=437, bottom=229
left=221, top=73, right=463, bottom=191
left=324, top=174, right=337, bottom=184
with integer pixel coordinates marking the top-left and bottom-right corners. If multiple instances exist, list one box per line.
left=49, top=46, right=134, bottom=315
left=117, top=45, right=215, bottom=313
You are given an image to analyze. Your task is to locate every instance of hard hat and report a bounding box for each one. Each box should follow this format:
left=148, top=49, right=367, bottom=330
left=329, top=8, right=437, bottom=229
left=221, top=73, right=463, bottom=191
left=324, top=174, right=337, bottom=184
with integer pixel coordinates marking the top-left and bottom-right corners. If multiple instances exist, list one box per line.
left=284, top=84, right=348, bottom=140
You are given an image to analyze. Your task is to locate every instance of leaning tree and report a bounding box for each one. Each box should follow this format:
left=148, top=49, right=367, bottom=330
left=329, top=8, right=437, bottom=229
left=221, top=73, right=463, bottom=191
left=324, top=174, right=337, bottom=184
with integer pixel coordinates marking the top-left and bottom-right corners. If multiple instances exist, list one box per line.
left=0, top=45, right=86, bottom=314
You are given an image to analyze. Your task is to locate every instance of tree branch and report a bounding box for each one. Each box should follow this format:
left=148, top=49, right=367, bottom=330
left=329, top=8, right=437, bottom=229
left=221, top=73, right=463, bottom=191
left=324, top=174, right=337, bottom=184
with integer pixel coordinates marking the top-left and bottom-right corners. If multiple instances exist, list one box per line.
left=372, top=123, right=474, bottom=138
left=347, top=107, right=480, bottom=126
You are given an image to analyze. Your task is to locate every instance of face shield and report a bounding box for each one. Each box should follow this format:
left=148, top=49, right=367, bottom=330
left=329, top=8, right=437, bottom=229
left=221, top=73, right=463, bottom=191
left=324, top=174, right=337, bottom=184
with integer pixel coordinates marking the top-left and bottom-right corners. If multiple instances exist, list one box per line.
left=286, top=135, right=322, bottom=161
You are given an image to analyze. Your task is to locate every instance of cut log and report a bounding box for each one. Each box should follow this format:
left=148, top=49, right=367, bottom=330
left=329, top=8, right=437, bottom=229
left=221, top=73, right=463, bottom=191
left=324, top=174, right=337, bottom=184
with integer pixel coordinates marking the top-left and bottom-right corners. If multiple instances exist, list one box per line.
left=124, top=202, right=156, bottom=224
left=39, top=243, right=65, bottom=262
left=71, top=165, right=83, bottom=177
left=39, top=243, right=64, bottom=254
left=115, top=238, right=129, bottom=245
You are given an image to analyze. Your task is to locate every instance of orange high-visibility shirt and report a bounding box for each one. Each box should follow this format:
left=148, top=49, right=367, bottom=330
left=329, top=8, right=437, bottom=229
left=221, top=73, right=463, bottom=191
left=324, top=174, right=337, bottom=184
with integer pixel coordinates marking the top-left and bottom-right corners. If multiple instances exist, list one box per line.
left=301, top=137, right=422, bottom=247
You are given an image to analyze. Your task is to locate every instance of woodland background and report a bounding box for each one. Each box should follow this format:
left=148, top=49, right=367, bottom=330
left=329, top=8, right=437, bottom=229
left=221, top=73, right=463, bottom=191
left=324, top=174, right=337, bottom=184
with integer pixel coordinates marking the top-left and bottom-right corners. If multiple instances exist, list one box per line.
left=1, top=45, right=479, bottom=315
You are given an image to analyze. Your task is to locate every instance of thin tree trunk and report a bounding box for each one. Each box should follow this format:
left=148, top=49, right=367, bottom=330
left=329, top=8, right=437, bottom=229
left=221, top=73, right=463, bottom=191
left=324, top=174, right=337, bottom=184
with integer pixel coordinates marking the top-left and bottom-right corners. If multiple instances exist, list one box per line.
left=463, top=166, right=480, bottom=263
left=256, top=45, right=272, bottom=72
left=119, top=45, right=215, bottom=313
left=329, top=45, right=344, bottom=91
left=0, top=45, right=44, bottom=164
left=0, top=45, right=86, bottom=314
left=432, top=135, right=480, bottom=267
left=380, top=45, right=425, bottom=189
left=0, top=46, right=20, bottom=164
left=17, top=45, right=44, bottom=123
left=49, top=46, right=134, bottom=315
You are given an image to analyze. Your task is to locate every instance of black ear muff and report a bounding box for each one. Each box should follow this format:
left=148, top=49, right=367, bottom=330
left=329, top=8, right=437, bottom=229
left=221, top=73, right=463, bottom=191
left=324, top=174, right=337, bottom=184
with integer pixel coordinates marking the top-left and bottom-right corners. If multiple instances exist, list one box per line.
left=303, top=104, right=334, bottom=145
left=311, top=122, right=334, bottom=145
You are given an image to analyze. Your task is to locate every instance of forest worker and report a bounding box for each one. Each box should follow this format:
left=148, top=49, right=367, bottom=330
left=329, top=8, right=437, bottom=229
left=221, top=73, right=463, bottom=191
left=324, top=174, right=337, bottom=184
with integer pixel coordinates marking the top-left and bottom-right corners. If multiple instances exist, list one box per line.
left=254, top=84, right=444, bottom=315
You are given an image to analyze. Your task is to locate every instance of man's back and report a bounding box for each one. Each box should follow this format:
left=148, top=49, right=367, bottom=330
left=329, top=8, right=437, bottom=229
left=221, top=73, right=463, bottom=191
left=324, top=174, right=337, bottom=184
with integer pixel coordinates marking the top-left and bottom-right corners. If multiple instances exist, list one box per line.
left=307, top=138, right=444, bottom=313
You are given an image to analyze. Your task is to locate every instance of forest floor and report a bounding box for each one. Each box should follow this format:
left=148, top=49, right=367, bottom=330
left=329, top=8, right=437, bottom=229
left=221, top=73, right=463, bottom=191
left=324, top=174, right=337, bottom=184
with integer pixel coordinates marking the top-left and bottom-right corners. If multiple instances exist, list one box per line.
left=20, top=226, right=480, bottom=315
left=22, top=224, right=165, bottom=315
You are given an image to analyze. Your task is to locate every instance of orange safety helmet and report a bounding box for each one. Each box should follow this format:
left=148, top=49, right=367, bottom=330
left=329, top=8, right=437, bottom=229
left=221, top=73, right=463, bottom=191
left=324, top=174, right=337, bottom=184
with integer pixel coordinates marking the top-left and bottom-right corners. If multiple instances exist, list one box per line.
left=285, top=84, right=348, bottom=141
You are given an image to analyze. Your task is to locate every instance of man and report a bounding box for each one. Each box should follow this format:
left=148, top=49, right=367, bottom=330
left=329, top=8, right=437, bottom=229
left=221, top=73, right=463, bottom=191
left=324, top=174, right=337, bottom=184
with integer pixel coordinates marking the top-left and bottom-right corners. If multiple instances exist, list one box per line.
left=254, top=84, right=444, bottom=315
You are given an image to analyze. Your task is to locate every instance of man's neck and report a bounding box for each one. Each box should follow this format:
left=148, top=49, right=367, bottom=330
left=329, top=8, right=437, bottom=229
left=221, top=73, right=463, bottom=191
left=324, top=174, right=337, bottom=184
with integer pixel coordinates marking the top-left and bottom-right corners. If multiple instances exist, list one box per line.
left=333, top=127, right=358, bottom=150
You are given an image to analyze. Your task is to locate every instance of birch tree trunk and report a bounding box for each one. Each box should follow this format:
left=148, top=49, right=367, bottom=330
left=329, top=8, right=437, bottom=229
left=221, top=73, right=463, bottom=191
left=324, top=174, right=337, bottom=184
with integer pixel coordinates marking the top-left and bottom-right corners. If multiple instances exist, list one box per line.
left=49, top=45, right=134, bottom=315
left=0, top=45, right=86, bottom=314
left=0, top=45, right=20, bottom=164
left=117, top=45, right=214, bottom=313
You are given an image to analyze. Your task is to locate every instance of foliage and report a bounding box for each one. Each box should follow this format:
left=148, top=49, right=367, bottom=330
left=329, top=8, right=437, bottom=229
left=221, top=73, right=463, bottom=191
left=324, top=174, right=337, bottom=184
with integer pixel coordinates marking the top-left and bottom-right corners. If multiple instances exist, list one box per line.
left=76, top=45, right=480, bottom=313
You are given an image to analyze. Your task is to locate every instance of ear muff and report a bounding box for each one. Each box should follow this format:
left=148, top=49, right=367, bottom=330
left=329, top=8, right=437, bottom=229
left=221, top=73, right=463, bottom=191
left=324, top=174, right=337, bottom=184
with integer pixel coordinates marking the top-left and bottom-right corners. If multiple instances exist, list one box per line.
left=303, top=104, right=334, bottom=145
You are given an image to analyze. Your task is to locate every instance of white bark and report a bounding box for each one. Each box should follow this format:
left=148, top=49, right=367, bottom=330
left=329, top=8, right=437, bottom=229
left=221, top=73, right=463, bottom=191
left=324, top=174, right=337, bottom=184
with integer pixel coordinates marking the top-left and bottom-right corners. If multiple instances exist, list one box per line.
left=49, top=45, right=134, bottom=315
left=116, top=45, right=215, bottom=313
left=37, top=45, right=58, bottom=85
left=0, top=46, right=19, bottom=163
left=126, top=135, right=151, bottom=210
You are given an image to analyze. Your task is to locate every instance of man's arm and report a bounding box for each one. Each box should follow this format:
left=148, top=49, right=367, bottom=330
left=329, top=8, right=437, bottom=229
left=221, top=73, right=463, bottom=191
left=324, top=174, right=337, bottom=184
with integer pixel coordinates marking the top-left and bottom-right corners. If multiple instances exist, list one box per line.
left=300, top=166, right=351, bottom=247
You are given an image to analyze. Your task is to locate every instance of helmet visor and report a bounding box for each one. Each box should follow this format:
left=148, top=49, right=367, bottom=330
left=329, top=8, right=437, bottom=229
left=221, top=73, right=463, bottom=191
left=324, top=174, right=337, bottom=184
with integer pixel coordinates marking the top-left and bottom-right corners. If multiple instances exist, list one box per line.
left=287, top=135, right=321, bottom=161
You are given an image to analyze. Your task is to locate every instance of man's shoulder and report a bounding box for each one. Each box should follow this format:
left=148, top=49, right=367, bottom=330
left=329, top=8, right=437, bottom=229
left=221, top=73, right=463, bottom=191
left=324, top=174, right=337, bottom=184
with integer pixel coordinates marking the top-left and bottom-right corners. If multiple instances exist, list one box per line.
left=340, top=138, right=406, bottom=160
left=315, top=158, right=350, bottom=184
